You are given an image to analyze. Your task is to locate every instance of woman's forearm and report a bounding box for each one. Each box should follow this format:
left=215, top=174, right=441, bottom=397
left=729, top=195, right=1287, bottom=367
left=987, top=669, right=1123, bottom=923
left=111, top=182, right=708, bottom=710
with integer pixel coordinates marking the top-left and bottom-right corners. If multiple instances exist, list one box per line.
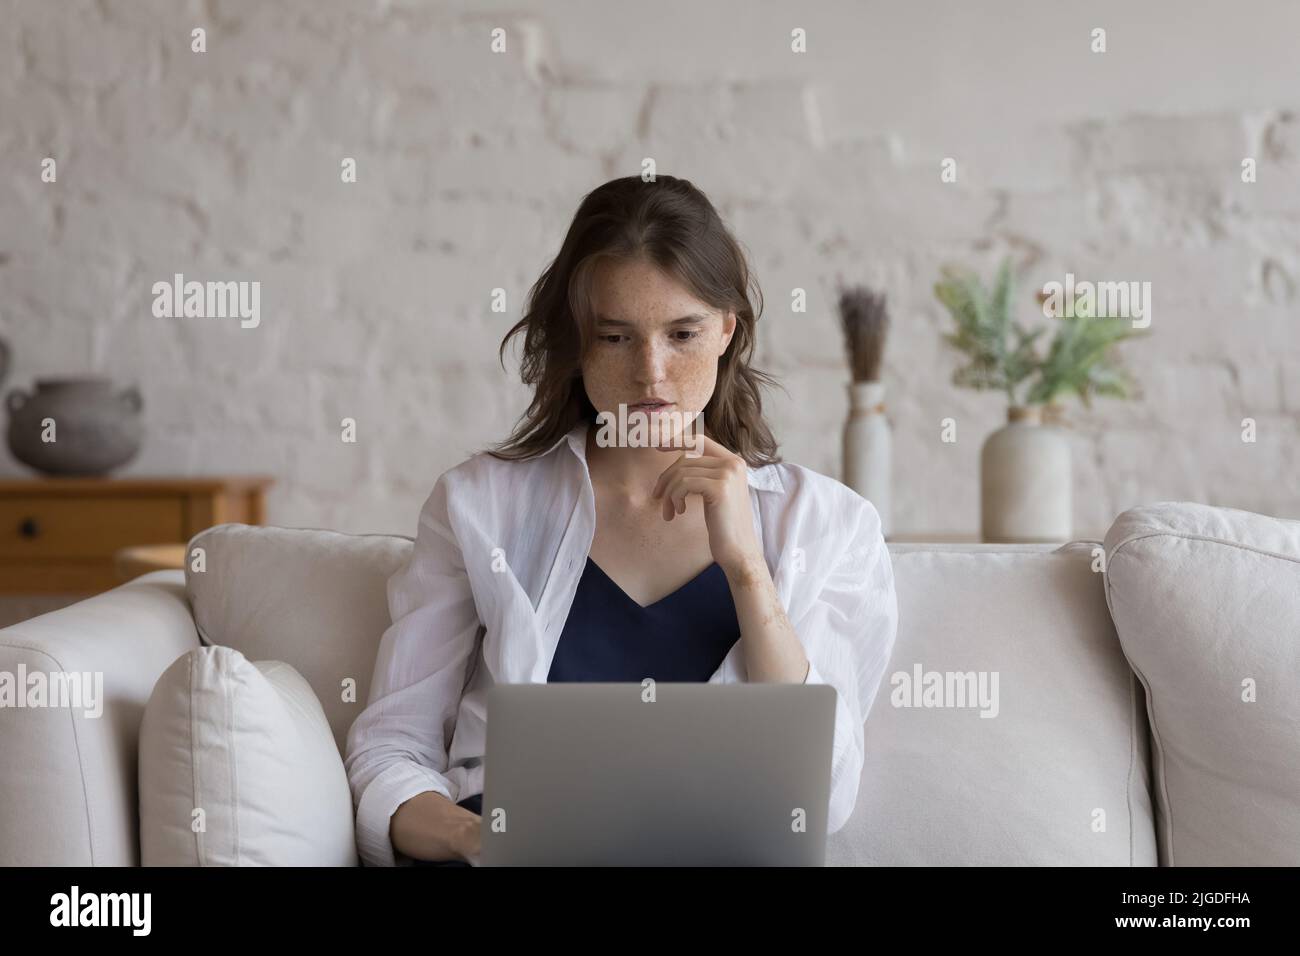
left=390, top=790, right=481, bottom=863
left=722, top=554, right=809, bottom=684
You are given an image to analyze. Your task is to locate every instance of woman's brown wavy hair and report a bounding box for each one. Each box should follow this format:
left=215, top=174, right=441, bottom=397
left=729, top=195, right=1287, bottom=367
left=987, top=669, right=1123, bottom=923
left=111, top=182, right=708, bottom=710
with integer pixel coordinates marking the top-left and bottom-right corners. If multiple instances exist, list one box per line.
left=486, top=174, right=785, bottom=466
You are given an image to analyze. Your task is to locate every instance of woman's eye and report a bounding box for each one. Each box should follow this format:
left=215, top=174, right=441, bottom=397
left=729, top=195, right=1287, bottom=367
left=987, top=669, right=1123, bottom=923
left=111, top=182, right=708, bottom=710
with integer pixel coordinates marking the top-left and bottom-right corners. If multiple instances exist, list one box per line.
left=599, top=332, right=698, bottom=344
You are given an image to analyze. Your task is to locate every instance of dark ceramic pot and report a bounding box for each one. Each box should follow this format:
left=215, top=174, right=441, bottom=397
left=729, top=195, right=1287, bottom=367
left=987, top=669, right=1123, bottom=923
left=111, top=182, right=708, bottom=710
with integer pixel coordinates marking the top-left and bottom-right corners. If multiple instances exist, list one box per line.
left=6, top=378, right=144, bottom=476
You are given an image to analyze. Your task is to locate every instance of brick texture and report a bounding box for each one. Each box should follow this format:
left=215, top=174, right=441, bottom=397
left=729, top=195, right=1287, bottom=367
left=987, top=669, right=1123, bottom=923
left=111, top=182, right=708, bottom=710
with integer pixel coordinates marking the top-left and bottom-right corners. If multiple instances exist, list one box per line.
left=1, top=0, right=1298, bottom=534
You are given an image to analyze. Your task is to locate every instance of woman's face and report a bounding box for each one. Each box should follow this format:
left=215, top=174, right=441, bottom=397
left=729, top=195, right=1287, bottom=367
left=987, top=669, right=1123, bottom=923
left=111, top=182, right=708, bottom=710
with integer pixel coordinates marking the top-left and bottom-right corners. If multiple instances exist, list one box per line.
left=580, top=257, right=736, bottom=442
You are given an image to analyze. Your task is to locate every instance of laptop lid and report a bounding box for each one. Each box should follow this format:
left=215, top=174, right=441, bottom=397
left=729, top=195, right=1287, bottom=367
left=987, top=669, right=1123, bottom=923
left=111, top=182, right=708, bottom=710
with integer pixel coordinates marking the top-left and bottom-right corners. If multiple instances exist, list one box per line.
left=480, top=682, right=836, bottom=866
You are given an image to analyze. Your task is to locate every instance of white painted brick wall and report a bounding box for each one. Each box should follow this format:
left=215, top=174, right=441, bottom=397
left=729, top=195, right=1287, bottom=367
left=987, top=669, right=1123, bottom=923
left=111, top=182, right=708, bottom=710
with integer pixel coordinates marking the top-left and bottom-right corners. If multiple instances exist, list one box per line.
left=1, top=0, right=1298, bottom=536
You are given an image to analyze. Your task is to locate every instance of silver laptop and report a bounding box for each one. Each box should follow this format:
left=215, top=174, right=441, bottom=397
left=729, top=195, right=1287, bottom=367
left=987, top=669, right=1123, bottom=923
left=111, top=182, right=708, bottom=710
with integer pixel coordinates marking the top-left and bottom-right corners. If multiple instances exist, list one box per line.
left=479, top=682, right=836, bottom=866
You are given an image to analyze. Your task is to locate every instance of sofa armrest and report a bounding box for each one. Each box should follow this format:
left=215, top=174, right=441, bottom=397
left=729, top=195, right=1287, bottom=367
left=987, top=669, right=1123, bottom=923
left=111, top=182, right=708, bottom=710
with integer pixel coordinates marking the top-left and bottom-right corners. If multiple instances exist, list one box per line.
left=0, top=571, right=201, bottom=866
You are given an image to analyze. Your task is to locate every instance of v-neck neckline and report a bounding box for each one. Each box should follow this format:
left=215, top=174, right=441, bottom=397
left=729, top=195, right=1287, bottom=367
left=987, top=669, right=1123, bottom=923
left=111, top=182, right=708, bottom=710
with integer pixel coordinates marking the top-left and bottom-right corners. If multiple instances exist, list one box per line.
left=585, top=556, right=719, bottom=611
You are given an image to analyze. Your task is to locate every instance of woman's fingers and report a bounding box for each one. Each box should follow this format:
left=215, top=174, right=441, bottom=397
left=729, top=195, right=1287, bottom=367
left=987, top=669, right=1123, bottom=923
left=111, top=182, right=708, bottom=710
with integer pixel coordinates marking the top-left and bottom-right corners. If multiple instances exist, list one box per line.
left=661, top=474, right=724, bottom=521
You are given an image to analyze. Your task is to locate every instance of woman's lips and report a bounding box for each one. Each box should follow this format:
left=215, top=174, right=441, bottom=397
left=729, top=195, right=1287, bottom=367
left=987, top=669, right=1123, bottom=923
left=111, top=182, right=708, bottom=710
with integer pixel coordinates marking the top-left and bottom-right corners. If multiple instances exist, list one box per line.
left=631, top=402, right=672, bottom=410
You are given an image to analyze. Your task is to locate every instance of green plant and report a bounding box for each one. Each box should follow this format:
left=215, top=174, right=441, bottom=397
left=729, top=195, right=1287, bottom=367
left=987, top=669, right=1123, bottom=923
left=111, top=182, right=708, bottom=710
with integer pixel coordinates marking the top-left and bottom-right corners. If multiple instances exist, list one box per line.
left=935, top=259, right=1042, bottom=404
left=934, top=257, right=1145, bottom=409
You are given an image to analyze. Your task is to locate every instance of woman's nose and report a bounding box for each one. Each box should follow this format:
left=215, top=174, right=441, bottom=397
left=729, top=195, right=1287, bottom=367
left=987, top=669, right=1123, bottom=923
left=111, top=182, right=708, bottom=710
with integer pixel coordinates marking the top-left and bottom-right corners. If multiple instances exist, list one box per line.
left=634, top=340, right=670, bottom=381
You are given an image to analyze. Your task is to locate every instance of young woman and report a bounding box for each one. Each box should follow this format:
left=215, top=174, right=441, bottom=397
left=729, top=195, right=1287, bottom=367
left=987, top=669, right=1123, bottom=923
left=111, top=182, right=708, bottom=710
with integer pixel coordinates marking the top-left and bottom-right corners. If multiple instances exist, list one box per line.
left=344, top=175, right=898, bottom=866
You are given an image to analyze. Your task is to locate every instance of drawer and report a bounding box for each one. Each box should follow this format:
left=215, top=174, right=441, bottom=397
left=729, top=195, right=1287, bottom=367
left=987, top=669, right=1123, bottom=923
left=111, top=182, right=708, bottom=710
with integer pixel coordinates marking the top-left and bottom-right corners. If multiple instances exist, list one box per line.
left=0, top=496, right=186, bottom=559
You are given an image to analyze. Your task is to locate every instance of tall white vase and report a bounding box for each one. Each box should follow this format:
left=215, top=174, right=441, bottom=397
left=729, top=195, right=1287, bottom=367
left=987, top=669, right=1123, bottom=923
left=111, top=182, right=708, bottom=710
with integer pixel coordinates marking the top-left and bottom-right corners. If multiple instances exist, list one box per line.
left=842, top=380, right=892, bottom=536
left=980, top=404, right=1071, bottom=543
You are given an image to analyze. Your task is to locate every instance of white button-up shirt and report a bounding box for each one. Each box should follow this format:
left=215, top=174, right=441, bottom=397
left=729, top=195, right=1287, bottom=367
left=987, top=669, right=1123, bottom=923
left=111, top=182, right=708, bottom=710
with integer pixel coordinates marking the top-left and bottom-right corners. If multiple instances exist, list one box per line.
left=344, top=419, right=898, bottom=866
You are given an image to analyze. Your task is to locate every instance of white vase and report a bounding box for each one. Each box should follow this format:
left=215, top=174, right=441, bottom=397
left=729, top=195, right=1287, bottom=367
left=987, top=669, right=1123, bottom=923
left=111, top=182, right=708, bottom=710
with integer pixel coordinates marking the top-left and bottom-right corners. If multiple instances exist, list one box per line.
left=842, top=380, right=892, bottom=536
left=980, top=404, right=1071, bottom=543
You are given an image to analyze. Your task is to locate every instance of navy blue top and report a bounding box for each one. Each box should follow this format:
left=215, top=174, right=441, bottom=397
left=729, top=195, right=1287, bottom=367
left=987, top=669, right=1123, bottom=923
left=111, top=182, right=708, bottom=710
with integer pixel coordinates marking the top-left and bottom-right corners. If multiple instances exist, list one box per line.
left=448, top=555, right=740, bottom=819
left=546, top=555, right=742, bottom=682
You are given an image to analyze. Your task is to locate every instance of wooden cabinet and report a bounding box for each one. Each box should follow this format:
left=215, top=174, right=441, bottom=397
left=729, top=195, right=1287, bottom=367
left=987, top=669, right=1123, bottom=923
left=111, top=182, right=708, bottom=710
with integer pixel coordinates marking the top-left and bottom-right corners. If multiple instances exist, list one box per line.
left=0, top=477, right=273, bottom=593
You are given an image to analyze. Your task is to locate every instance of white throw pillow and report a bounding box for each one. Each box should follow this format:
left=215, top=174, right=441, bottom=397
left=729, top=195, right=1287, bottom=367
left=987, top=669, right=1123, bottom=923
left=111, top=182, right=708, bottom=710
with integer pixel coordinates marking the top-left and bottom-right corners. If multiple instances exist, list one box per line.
left=139, top=646, right=358, bottom=866
left=1103, top=501, right=1300, bottom=866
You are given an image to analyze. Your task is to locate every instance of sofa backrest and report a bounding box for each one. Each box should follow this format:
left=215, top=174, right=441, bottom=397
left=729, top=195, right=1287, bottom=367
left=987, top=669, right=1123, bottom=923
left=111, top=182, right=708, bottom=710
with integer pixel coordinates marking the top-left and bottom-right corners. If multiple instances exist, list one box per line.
left=833, top=540, right=1157, bottom=866
left=186, top=523, right=1158, bottom=866
left=186, top=524, right=412, bottom=756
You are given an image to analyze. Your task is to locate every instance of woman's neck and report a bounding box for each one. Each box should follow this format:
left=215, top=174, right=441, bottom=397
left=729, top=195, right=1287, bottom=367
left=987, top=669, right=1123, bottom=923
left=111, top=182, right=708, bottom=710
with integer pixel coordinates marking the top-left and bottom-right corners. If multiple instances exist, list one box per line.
left=585, top=424, right=676, bottom=504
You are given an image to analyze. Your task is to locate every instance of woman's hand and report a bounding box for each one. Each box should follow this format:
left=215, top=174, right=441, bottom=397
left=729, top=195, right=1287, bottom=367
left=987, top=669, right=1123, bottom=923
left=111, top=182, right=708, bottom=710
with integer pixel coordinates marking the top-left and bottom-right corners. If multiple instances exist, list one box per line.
left=650, top=432, right=764, bottom=578
left=391, top=791, right=482, bottom=865
left=453, top=813, right=482, bottom=865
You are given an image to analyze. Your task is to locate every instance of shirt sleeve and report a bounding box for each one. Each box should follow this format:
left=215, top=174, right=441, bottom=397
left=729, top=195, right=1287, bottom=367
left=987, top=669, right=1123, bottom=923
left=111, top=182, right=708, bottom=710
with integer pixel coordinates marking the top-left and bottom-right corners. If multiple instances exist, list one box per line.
left=794, top=494, right=898, bottom=835
left=343, top=472, right=483, bottom=867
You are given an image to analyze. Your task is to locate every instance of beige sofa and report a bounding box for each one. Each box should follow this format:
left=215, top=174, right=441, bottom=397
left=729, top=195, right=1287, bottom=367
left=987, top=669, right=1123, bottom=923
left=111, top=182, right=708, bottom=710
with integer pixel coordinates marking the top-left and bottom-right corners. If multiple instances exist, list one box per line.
left=1, top=501, right=1296, bottom=866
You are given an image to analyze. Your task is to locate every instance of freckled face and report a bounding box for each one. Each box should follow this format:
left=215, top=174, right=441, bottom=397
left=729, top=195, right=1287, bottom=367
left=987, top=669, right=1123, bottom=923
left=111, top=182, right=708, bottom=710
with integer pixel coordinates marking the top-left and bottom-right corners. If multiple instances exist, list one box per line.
left=581, top=257, right=736, bottom=438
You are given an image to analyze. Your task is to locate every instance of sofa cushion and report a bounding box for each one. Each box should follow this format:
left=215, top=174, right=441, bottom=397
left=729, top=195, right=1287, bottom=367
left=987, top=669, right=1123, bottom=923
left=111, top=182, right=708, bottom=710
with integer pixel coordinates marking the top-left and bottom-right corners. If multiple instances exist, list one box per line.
left=1103, top=501, right=1300, bottom=866
left=185, top=523, right=412, bottom=755
left=139, top=645, right=357, bottom=865
left=828, top=541, right=1157, bottom=866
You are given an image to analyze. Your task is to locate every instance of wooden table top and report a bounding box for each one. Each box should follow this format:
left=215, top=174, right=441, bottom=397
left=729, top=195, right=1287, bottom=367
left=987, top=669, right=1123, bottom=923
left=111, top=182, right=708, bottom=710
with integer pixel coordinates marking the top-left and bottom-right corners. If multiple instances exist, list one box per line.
left=113, top=544, right=188, bottom=580
left=0, top=476, right=275, bottom=496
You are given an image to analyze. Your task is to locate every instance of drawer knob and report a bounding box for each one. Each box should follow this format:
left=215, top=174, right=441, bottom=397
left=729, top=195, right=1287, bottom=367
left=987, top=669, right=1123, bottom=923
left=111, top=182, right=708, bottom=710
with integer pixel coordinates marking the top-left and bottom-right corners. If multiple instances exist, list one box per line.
left=18, top=517, right=40, bottom=539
